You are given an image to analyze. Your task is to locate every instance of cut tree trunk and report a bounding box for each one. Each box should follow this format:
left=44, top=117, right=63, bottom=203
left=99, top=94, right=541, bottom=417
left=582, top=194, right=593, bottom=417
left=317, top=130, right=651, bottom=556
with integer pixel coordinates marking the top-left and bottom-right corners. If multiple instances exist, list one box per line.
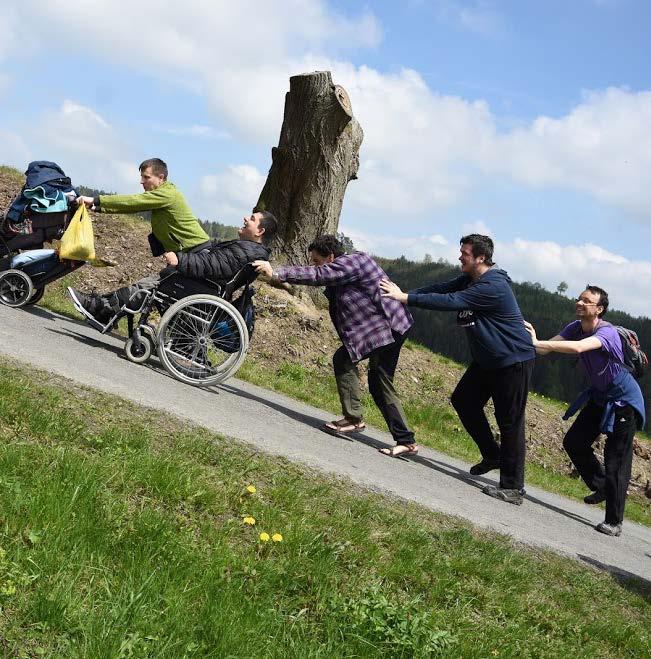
left=255, top=71, right=363, bottom=265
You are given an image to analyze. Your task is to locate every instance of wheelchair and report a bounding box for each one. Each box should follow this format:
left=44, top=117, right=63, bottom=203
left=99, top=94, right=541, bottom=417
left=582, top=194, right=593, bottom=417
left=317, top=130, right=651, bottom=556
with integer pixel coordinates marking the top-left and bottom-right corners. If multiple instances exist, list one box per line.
left=71, top=264, right=258, bottom=388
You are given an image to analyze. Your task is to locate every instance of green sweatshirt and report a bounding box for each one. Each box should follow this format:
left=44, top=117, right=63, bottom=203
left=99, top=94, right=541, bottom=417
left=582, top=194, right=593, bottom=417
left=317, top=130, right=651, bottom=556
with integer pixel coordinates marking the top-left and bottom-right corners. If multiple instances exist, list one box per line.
left=98, top=181, right=209, bottom=252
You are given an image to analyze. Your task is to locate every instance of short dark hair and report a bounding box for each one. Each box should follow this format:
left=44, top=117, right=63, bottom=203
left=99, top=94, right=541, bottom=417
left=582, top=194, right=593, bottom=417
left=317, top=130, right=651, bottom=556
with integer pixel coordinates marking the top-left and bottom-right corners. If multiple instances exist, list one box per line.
left=139, top=158, right=168, bottom=180
left=258, top=211, right=277, bottom=244
left=308, top=234, right=346, bottom=258
left=460, top=234, right=494, bottom=265
left=585, top=284, right=609, bottom=317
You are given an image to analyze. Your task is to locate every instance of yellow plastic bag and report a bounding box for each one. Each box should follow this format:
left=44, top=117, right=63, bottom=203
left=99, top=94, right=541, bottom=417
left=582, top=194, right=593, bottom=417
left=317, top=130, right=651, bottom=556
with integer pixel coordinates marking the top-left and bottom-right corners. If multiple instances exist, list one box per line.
left=59, top=203, right=96, bottom=262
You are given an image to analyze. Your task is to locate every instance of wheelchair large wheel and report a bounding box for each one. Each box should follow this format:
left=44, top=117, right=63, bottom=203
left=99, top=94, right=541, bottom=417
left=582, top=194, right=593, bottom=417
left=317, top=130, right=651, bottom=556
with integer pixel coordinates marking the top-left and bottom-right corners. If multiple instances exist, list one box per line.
left=25, top=287, right=45, bottom=306
left=156, top=294, right=249, bottom=387
left=0, top=269, right=34, bottom=307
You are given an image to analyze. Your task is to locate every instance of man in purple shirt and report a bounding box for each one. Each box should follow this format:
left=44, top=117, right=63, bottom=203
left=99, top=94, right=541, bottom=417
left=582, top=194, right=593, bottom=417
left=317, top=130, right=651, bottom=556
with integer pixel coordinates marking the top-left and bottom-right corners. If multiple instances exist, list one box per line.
left=525, top=285, right=645, bottom=537
left=253, top=235, right=418, bottom=457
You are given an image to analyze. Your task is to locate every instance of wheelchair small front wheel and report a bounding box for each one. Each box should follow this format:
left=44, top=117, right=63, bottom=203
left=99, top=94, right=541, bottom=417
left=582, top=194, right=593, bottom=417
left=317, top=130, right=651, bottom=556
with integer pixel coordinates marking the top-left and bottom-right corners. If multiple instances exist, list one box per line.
left=0, top=269, right=34, bottom=307
left=124, top=334, right=153, bottom=364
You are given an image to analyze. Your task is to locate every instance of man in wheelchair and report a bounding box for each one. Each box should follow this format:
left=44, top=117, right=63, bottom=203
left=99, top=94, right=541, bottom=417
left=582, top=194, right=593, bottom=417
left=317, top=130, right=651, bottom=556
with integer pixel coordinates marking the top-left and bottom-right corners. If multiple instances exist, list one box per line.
left=68, top=210, right=277, bottom=329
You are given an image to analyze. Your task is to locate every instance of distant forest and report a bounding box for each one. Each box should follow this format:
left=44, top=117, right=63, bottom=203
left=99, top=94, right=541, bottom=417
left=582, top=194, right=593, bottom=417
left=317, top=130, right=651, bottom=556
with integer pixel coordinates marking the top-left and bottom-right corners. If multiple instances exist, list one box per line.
left=376, top=256, right=650, bottom=416
left=199, top=221, right=239, bottom=241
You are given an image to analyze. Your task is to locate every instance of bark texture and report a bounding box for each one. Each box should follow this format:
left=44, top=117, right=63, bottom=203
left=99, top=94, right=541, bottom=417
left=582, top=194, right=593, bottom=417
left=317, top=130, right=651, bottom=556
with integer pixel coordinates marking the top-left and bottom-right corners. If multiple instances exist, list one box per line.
left=255, top=71, right=363, bottom=265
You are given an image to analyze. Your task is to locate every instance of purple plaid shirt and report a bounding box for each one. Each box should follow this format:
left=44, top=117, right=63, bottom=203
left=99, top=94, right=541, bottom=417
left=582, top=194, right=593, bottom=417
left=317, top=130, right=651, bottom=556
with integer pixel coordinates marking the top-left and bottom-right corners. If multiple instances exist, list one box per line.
left=275, top=252, right=413, bottom=362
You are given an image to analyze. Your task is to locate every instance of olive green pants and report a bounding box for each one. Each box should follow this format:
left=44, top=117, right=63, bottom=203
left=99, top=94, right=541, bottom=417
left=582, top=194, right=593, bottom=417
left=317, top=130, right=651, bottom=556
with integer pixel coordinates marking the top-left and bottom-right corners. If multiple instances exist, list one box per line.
left=332, top=330, right=415, bottom=445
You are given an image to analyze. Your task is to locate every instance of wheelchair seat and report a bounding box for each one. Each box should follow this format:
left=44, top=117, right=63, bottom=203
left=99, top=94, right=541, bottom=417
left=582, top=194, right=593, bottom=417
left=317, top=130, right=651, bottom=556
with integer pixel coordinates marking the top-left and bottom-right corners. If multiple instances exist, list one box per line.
left=155, top=268, right=224, bottom=301
left=156, top=263, right=259, bottom=303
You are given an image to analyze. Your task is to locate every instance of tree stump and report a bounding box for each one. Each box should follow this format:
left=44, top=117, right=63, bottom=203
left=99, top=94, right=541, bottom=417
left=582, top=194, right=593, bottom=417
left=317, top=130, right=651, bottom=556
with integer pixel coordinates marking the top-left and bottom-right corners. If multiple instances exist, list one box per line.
left=255, top=71, right=363, bottom=265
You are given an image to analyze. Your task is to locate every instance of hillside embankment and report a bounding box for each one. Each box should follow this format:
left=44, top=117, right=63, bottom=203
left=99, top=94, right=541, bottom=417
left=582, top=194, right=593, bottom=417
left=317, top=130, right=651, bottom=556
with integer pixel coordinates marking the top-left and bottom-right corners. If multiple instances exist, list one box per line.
left=1, top=167, right=649, bottom=503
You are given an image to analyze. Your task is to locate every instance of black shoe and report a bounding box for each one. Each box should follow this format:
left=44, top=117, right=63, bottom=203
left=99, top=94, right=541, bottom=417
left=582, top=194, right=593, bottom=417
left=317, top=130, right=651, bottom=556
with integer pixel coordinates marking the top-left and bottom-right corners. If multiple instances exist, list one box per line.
left=68, top=287, right=112, bottom=326
left=584, top=491, right=606, bottom=505
left=482, top=485, right=524, bottom=505
left=595, top=522, right=622, bottom=537
left=470, top=459, right=500, bottom=476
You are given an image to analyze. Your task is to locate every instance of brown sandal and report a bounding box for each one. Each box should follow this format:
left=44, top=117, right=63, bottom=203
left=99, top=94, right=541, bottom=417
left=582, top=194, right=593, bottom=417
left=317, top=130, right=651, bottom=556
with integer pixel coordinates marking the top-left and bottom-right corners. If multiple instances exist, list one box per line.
left=379, top=444, right=419, bottom=458
left=323, top=418, right=366, bottom=434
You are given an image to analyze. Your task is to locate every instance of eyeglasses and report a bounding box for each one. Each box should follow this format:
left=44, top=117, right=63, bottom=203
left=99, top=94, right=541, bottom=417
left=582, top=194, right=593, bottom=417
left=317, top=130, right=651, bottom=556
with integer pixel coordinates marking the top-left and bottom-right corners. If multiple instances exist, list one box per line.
left=575, top=298, right=598, bottom=305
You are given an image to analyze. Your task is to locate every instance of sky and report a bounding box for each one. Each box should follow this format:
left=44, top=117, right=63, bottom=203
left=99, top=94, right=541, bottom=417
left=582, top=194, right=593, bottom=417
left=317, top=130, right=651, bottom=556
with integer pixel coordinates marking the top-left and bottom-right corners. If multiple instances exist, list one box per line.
left=1, top=0, right=650, bottom=317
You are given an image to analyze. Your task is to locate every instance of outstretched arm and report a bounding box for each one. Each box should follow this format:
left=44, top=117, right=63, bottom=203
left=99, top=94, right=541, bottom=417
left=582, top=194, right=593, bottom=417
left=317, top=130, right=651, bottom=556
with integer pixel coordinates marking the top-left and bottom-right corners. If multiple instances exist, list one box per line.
left=524, top=321, right=601, bottom=355
left=256, top=253, right=369, bottom=287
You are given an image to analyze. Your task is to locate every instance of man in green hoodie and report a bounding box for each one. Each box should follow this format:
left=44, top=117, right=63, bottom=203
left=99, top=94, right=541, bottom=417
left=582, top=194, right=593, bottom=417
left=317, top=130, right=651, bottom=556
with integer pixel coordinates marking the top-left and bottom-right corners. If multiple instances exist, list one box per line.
left=77, top=157, right=210, bottom=255
left=71, top=157, right=211, bottom=331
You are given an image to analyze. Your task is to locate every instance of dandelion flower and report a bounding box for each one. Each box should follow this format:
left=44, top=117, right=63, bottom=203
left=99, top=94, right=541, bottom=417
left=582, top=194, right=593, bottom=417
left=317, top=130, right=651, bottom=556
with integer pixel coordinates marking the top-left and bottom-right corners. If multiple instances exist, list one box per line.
left=246, top=485, right=256, bottom=494
left=243, top=516, right=256, bottom=525
left=272, top=533, right=283, bottom=542
left=259, top=532, right=270, bottom=542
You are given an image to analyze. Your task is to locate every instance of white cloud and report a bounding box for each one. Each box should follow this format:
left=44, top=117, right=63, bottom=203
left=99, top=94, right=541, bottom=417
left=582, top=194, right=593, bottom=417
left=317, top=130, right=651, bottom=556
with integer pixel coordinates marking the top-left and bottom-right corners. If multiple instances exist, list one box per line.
left=155, top=124, right=230, bottom=140
left=2, top=2, right=650, bottom=224
left=31, top=100, right=139, bottom=192
left=349, top=228, right=650, bottom=318
left=502, top=239, right=649, bottom=318
left=0, top=0, right=650, bottom=284
left=198, top=164, right=266, bottom=222
left=493, top=88, right=651, bottom=216
left=345, top=227, right=454, bottom=262
left=461, top=220, right=492, bottom=236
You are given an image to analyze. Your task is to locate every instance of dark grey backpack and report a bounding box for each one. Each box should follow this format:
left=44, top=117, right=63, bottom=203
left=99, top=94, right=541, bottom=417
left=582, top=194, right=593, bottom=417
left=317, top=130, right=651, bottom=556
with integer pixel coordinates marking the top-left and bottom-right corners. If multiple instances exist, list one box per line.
left=613, top=326, right=648, bottom=379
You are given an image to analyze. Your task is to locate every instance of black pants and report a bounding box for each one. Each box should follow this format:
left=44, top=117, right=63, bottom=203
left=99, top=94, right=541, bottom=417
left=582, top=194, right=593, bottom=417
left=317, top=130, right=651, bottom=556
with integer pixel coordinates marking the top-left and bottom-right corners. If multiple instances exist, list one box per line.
left=451, top=359, right=534, bottom=490
left=332, top=330, right=415, bottom=445
left=563, top=401, right=636, bottom=525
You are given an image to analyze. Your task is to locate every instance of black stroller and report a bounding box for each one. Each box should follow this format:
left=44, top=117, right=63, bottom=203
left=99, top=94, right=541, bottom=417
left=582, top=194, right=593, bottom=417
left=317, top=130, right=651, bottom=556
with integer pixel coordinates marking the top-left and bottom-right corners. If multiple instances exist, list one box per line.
left=0, top=161, right=85, bottom=307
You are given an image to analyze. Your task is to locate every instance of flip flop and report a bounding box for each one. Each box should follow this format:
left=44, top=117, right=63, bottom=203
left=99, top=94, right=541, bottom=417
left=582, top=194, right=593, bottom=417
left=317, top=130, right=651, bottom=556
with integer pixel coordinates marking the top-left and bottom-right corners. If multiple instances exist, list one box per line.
left=323, top=419, right=366, bottom=434
left=379, top=444, right=419, bottom=458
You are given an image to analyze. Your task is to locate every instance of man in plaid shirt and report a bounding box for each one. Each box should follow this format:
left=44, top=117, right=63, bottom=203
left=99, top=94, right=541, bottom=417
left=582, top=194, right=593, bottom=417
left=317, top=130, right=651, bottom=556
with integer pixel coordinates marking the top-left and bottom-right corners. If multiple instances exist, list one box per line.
left=254, top=234, right=418, bottom=457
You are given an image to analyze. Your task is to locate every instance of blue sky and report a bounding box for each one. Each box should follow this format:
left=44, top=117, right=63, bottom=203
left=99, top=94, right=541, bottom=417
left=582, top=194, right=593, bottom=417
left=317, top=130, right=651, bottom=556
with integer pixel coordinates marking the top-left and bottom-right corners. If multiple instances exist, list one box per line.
left=1, top=0, right=650, bottom=316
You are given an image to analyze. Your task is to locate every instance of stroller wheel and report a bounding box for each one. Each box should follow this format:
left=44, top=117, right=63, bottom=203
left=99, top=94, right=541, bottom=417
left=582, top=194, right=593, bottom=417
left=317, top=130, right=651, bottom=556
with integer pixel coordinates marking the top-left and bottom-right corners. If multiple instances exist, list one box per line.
left=0, top=269, right=34, bottom=307
left=25, top=287, right=45, bottom=306
left=124, top=334, right=153, bottom=364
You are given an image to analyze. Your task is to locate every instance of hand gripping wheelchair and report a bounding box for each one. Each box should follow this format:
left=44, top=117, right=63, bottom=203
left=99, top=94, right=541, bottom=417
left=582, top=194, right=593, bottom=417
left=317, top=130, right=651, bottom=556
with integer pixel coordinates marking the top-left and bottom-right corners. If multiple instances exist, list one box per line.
left=73, top=265, right=258, bottom=387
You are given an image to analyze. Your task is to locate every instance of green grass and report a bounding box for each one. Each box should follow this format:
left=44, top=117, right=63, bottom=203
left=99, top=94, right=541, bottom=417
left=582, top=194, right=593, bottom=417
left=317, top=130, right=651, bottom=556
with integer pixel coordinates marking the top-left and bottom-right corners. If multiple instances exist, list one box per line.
left=0, top=358, right=648, bottom=657
left=238, top=352, right=651, bottom=526
left=0, top=165, right=24, bottom=184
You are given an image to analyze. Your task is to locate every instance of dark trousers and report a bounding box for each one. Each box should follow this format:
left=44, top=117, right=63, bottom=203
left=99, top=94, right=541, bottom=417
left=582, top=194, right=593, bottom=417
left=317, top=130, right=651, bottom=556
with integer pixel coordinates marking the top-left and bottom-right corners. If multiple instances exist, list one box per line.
left=563, top=401, right=636, bottom=524
left=451, top=359, right=534, bottom=490
left=332, top=330, right=415, bottom=445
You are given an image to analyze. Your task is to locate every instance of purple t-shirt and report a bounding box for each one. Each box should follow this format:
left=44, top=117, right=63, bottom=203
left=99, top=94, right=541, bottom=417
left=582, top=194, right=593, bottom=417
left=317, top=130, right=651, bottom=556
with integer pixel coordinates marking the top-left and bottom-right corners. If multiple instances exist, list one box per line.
left=559, top=320, right=624, bottom=391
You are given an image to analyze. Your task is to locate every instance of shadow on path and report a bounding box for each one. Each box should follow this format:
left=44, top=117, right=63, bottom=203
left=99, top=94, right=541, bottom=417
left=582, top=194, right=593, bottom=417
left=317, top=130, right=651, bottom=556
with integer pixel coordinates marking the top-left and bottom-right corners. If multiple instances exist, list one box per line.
left=46, top=327, right=125, bottom=358
left=223, top=382, right=598, bottom=529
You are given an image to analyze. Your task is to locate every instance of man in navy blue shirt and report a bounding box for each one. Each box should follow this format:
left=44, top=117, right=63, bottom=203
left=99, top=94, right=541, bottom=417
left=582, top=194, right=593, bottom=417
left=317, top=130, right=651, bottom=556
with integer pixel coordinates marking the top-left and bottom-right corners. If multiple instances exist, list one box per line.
left=381, top=234, right=535, bottom=505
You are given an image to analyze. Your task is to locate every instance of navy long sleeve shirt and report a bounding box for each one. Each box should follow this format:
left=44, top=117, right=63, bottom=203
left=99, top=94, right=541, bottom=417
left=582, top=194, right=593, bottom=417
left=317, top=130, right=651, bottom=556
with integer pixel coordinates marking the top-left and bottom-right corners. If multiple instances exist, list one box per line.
left=407, top=268, right=535, bottom=369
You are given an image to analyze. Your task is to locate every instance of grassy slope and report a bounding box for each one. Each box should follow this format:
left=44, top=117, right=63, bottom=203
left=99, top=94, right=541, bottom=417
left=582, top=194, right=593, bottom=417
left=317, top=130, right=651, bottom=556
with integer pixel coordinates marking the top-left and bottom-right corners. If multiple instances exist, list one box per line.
left=0, top=358, right=648, bottom=657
